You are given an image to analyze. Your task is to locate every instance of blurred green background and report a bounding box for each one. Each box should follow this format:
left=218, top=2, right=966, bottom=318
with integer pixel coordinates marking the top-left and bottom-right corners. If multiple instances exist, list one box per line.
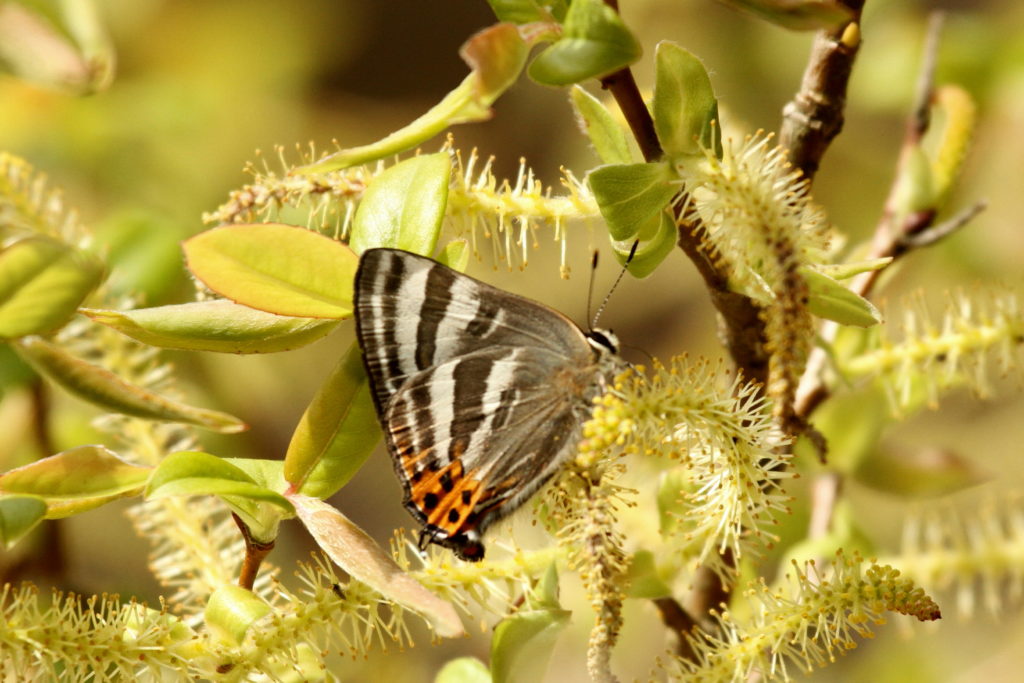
left=1, top=0, right=1023, bottom=680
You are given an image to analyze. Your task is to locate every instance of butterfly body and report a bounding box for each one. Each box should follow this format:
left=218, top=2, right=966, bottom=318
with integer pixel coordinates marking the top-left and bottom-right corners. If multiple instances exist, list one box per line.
left=354, top=248, right=624, bottom=561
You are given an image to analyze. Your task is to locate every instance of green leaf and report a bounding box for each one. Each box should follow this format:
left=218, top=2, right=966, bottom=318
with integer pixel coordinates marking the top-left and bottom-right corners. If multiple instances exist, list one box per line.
left=183, top=223, right=357, bottom=319
left=921, top=85, right=977, bottom=208
left=612, top=211, right=676, bottom=278
left=0, top=496, right=47, bottom=548
left=289, top=493, right=465, bottom=639
left=569, top=85, right=633, bottom=165
left=809, top=385, right=889, bottom=475
left=588, top=162, right=677, bottom=241
left=717, top=0, right=855, bottom=31
left=14, top=336, right=246, bottom=433
left=855, top=445, right=985, bottom=498
left=528, top=0, right=641, bottom=86
left=652, top=41, right=720, bottom=159
left=349, top=153, right=452, bottom=256
left=487, top=0, right=562, bottom=23
left=814, top=258, right=892, bottom=281
left=0, top=236, right=104, bottom=339
left=437, top=239, right=471, bottom=272
left=298, top=24, right=528, bottom=173
left=204, top=585, right=272, bottom=646
left=801, top=267, right=882, bottom=327
left=283, top=342, right=380, bottom=498
left=83, top=301, right=338, bottom=354
left=146, top=451, right=293, bottom=514
left=436, top=658, right=492, bottom=683
left=0, top=445, right=150, bottom=518
left=490, top=606, right=571, bottom=683
left=625, top=550, right=672, bottom=599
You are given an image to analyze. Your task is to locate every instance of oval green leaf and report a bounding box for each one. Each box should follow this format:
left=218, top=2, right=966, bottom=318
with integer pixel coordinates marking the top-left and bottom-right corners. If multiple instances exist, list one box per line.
left=490, top=606, right=571, bottom=683
left=528, top=0, right=641, bottom=86
left=0, top=496, right=47, bottom=548
left=652, top=42, right=720, bottom=159
left=436, top=657, right=492, bottom=683
left=0, top=445, right=150, bottom=519
left=625, top=550, right=672, bottom=599
left=588, top=162, right=677, bottom=241
left=570, top=85, right=633, bottom=165
left=204, top=585, right=272, bottom=646
left=349, top=153, right=452, bottom=256
left=288, top=493, right=465, bottom=639
left=612, top=210, right=676, bottom=278
left=802, top=267, right=882, bottom=327
left=284, top=342, right=380, bottom=498
left=0, top=236, right=104, bottom=339
left=14, top=336, right=246, bottom=433
left=184, top=223, right=357, bottom=319
left=146, top=451, right=292, bottom=512
left=83, top=300, right=338, bottom=354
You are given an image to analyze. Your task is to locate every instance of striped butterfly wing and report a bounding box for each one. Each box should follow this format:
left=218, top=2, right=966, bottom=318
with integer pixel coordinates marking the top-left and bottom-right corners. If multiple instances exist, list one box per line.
left=382, top=345, right=600, bottom=560
left=354, top=248, right=618, bottom=560
left=354, top=248, right=592, bottom=413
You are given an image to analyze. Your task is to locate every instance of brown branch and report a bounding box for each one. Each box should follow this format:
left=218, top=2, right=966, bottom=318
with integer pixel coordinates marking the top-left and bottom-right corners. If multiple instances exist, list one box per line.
left=653, top=596, right=703, bottom=661
left=796, top=11, right=955, bottom=420
left=796, top=12, right=988, bottom=548
left=779, top=1, right=866, bottom=183
left=232, top=512, right=275, bottom=591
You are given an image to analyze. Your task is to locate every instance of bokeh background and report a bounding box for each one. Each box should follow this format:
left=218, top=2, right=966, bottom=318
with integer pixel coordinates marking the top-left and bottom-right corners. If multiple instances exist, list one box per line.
left=1, top=0, right=1023, bottom=680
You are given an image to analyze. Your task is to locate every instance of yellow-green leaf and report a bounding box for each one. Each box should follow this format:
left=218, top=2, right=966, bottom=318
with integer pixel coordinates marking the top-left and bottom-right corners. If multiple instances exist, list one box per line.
left=204, top=585, right=272, bottom=646
left=0, top=445, right=150, bottom=519
left=802, top=267, right=882, bottom=327
left=528, top=0, right=641, bottom=86
left=588, top=162, right=677, bottom=241
left=183, top=223, right=357, bottom=319
left=0, top=236, right=104, bottom=339
left=283, top=342, right=380, bottom=498
left=612, top=211, right=676, bottom=278
left=652, top=41, right=720, bottom=158
left=0, top=496, right=47, bottom=548
left=14, top=336, right=246, bottom=433
left=84, top=301, right=338, bottom=354
left=349, top=153, right=452, bottom=256
left=490, top=606, right=571, bottom=683
left=570, top=85, right=633, bottom=165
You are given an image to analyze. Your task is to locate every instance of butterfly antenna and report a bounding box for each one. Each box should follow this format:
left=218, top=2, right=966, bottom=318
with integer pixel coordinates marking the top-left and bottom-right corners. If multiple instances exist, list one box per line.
left=585, top=249, right=600, bottom=327
left=591, top=240, right=638, bottom=329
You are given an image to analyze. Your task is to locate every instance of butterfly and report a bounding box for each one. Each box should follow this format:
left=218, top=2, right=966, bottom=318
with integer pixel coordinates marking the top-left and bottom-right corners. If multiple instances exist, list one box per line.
left=354, top=248, right=626, bottom=561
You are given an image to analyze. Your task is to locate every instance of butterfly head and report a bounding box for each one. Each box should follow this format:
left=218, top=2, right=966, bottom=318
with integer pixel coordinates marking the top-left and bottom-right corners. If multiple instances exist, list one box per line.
left=586, top=328, right=619, bottom=356
left=418, top=526, right=485, bottom=562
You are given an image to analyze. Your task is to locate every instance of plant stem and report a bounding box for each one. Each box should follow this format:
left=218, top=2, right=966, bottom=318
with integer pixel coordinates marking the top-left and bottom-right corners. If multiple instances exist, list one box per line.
left=779, top=1, right=866, bottom=182
left=232, top=513, right=275, bottom=591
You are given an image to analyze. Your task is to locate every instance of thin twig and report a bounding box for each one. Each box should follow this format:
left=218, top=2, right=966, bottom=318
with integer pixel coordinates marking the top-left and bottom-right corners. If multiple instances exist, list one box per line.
left=797, top=12, right=986, bottom=549
left=779, top=1, right=866, bottom=182
left=232, top=512, right=275, bottom=590
left=897, top=199, right=986, bottom=250
left=653, top=596, right=702, bottom=660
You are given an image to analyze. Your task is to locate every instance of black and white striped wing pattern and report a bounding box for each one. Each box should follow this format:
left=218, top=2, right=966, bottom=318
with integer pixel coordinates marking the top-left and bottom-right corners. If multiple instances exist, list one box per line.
left=354, top=248, right=624, bottom=561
